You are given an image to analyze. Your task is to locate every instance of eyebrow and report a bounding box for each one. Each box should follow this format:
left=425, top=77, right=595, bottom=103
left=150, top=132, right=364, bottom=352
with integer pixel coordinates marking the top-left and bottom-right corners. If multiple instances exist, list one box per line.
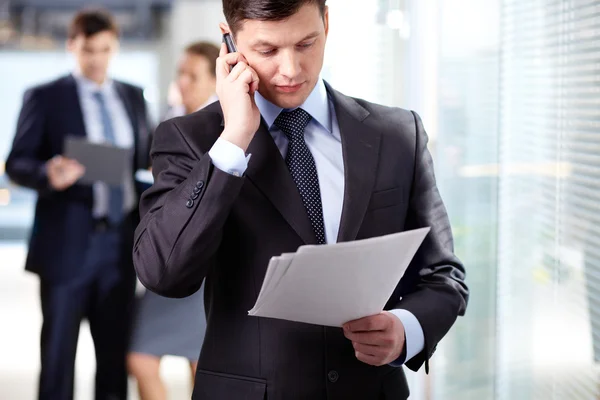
left=250, top=31, right=320, bottom=48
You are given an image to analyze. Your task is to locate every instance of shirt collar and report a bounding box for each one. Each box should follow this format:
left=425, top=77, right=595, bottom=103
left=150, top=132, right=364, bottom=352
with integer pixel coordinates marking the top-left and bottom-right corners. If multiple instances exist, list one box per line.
left=197, top=93, right=218, bottom=112
left=254, top=78, right=332, bottom=133
left=72, top=70, right=114, bottom=94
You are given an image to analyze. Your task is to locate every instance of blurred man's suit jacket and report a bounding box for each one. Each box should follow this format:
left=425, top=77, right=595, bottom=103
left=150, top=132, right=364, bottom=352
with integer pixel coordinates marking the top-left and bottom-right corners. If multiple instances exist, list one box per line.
left=6, top=74, right=151, bottom=282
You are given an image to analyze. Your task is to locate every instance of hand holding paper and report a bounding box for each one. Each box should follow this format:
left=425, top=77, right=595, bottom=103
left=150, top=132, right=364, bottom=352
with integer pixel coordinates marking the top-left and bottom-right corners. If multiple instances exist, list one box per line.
left=343, top=311, right=406, bottom=366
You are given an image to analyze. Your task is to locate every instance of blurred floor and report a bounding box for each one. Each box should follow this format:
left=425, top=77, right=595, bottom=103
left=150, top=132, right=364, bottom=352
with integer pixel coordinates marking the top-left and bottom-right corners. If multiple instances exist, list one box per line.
left=0, top=242, right=193, bottom=400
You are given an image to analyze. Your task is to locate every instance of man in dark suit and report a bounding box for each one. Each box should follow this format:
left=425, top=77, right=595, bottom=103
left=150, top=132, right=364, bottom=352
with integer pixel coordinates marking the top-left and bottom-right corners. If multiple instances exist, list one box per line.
left=6, top=9, right=151, bottom=400
left=133, top=1, right=468, bottom=399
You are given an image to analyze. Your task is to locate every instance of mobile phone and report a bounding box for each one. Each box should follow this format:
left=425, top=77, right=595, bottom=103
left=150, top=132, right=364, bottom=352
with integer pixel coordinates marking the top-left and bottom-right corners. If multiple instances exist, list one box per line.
left=223, top=33, right=237, bottom=54
left=223, top=33, right=237, bottom=72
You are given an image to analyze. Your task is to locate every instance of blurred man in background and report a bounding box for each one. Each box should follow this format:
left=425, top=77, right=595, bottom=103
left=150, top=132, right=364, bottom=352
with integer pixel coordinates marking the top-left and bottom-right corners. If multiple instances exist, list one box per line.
left=5, top=9, right=152, bottom=400
left=127, top=41, right=219, bottom=400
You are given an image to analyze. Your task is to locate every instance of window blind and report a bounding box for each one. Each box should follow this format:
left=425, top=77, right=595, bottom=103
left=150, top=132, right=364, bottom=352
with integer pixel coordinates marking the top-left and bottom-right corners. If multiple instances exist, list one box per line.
left=498, top=1, right=600, bottom=399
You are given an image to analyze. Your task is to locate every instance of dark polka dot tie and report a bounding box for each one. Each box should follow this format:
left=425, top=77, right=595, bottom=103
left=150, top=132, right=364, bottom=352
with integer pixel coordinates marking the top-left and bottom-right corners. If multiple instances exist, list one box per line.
left=274, top=108, right=326, bottom=244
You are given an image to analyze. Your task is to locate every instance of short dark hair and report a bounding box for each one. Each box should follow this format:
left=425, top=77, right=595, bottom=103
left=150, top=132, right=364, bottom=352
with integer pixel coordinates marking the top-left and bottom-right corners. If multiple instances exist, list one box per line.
left=185, top=41, right=220, bottom=78
left=68, top=9, right=119, bottom=40
left=222, top=0, right=326, bottom=35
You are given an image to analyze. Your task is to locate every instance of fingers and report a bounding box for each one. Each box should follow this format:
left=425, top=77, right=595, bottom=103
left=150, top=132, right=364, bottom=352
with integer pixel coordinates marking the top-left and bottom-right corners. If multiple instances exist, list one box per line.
left=227, top=61, right=249, bottom=82
left=216, top=45, right=259, bottom=88
left=352, top=341, right=386, bottom=358
left=222, top=61, right=260, bottom=97
left=48, top=156, right=85, bottom=187
left=71, top=162, right=85, bottom=178
left=227, top=62, right=259, bottom=84
left=344, top=330, right=391, bottom=346
left=344, top=312, right=405, bottom=367
left=354, top=351, right=383, bottom=367
left=248, top=69, right=260, bottom=94
left=216, top=50, right=247, bottom=80
left=344, top=313, right=389, bottom=333
left=50, top=155, right=79, bottom=169
left=349, top=331, right=400, bottom=367
left=239, top=68, right=260, bottom=94
left=343, top=312, right=400, bottom=346
left=353, top=341, right=390, bottom=366
left=62, top=159, right=85, bottom=175
left=48, top=156, right=66, bottom=178
left=48, top=155, right=64, bottom=168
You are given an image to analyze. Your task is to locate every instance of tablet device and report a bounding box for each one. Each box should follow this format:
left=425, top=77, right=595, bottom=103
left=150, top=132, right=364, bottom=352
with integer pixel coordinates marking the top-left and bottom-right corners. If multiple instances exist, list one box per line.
left=64, top=136, right=129, bottom=186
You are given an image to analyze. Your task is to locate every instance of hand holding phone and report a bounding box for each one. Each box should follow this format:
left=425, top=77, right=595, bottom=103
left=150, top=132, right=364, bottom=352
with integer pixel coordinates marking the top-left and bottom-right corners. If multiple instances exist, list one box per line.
left=216, top=32, right=261, bottom=152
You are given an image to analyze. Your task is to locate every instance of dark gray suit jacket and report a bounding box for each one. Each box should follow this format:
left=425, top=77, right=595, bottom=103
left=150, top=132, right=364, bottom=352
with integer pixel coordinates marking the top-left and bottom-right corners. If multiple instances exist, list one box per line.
left=133, top=84, right=468, bottom=400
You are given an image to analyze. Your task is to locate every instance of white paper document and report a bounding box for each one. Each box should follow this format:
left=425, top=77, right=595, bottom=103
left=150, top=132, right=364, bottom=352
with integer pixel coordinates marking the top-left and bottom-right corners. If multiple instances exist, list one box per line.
left=248, top=227, right=431, bottom=327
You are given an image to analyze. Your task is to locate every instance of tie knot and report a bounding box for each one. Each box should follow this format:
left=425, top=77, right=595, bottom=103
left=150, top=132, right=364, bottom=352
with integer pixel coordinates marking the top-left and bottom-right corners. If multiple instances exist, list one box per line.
left=274, top=108, right=312, bottom=141
left=92, top=91, right=105, bottom=103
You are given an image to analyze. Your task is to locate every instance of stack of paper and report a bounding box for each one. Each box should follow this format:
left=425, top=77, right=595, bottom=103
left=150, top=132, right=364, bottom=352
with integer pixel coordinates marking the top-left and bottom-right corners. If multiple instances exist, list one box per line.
left=248, top=227, right=431, bottom=327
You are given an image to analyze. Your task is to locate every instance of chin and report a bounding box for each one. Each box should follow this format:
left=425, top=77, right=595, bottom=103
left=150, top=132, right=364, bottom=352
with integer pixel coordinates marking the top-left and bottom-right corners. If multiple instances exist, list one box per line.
left=271, top=92, right=309, bottom=110
left=86, top=71, right=104, bottom=83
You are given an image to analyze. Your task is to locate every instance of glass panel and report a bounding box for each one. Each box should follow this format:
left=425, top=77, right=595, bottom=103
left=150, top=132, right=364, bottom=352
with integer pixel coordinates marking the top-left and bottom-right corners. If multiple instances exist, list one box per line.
left=428, top=0, right=500, bottom=398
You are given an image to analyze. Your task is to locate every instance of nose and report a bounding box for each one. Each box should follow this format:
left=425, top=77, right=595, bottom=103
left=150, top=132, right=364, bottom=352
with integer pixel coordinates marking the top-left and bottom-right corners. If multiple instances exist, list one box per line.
left=279, top=49, right=301, bottom=79
left=178, top=75, right=190, bottom=90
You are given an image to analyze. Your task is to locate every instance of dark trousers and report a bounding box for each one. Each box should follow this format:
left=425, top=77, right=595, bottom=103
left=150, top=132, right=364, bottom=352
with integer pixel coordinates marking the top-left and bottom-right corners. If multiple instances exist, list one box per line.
left=38, top=229, right=136, bottom=400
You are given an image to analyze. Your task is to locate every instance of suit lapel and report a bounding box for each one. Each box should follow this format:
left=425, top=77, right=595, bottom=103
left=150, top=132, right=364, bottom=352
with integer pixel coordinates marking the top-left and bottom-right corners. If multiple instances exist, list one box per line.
left=114, top=82, right=142, bottom=169
left=64, top=75, right=87, bottom=139
left=325, top=84, right=381, bottom=243
left=114, top=82, right=139, bottom=134
left=244, top=119, right=319, bottom=245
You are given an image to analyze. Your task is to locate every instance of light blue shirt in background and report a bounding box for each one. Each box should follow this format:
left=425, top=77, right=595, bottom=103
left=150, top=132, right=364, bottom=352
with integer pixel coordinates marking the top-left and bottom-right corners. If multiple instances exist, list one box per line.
left=208, top=79, right=425, bottom=365
left=73, top=72, right=136, bottom=218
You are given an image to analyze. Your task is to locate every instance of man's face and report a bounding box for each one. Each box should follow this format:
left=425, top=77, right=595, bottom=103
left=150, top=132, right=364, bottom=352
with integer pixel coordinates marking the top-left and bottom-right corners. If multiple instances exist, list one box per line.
left=234, top=4, right=329, bottom=109
left=68, top=31, right=118, bottom=84
left=176, top=53, right=217, bottom=111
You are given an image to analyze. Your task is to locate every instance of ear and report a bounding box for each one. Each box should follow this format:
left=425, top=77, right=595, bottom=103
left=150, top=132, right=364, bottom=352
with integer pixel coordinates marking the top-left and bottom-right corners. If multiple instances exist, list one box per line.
left=219, top=22, right=230, bottom=35
left=323, top=6, right=329, bottom=37
left=66, top=38, right=75, bottom=53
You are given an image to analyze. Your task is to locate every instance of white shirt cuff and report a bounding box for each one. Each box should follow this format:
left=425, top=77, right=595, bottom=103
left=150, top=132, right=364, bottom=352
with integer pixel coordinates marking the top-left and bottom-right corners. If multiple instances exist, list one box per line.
left=388, top=309, right=425, bottom=364
left=208, top=137, right=251, bottom=177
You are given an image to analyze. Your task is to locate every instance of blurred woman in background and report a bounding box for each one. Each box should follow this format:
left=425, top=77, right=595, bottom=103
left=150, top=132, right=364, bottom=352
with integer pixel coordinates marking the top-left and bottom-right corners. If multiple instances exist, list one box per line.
left=127, top=41, right=219, bottom=400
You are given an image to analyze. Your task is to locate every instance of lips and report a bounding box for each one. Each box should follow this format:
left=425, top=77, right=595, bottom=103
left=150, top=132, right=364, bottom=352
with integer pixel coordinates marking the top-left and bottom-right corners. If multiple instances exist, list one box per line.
left=276, top=83, right=304, bottom=93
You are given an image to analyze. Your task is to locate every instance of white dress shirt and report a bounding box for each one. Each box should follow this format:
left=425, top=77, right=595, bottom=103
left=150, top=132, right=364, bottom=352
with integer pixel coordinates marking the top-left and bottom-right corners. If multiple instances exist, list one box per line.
left=208, top=79, right=425, bottom=364
left=73, top=72, right=135, bottom=218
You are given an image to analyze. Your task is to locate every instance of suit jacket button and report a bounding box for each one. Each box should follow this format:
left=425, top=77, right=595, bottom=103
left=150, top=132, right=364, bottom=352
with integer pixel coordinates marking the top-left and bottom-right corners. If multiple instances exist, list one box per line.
left=191, top=192, right=199, bottom=200
left=193, top=186, right=201, bottom=194
left=196, top=181, right=204, bottom=188
left=186, top=199, right=194, bottom=208
left=327, top=370, right=339, bottom=383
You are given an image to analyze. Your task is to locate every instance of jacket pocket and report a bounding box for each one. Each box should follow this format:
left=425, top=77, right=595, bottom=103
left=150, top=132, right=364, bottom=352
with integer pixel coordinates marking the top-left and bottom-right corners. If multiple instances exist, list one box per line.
left=192, top=369, right=267, bottom=400
left=368, top=187, right=404, bottom=211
